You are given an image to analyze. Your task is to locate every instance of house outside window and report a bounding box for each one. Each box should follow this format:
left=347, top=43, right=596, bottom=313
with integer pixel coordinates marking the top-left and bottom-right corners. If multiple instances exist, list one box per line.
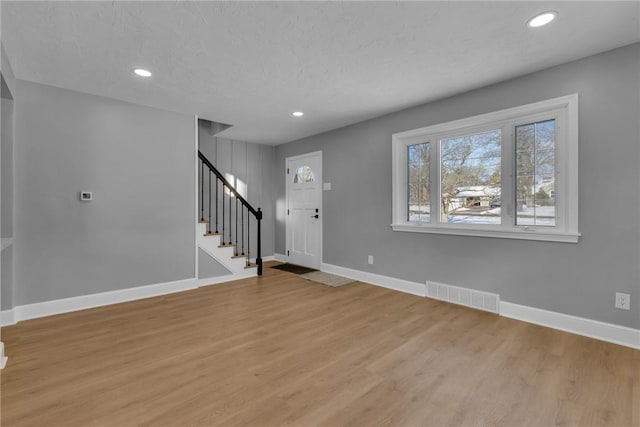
left=392, top=94, right=579, bottom=243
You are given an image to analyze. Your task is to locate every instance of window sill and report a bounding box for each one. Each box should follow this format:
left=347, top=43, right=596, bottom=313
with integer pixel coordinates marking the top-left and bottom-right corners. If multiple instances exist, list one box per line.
left=390, top=223, right=580, bottom=243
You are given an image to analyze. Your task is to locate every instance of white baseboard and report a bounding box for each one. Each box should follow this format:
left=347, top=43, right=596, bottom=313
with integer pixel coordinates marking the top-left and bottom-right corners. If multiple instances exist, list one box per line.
left=273, top=253, right=288, bottom=263
left=0, top=342, right=7, bottom=369
left=1, top=266, right=266, bottom=327
left=248, top=255, right=275, bottom=264
left=500, top=301, right=640, bottom=350
left=3, top=262, right=637, bottom=350
left=2, top=278, right=199, bottom=325
left=1, top=309, right=16, bottom=326
left=198, top=272, right=257, bottom=287
left=321, top=262, right=426, bottom=297
left=322, top=262, right=640, bottom=350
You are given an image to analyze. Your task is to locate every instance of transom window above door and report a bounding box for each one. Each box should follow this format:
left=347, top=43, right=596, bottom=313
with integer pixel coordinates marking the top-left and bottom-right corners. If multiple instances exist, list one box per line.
left=293, top=166, right=315, bottom=183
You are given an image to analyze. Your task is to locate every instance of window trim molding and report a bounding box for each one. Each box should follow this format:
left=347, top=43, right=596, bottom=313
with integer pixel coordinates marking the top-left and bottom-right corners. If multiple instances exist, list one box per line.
left=391, top=94, right=580, bottom=243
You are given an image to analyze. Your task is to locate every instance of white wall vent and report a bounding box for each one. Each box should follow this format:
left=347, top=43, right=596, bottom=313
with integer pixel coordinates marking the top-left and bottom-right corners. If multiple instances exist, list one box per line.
left=427, top=281, right=499, bottom=314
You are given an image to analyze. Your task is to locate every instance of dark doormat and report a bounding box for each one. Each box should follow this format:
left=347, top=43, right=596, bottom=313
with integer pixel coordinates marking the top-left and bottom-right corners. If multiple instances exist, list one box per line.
left=270, top=263, right=318, bottom=275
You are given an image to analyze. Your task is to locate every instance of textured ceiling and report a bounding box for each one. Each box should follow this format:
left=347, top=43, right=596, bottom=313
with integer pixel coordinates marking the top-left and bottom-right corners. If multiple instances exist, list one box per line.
left=2, top=1, right=639, bottom=145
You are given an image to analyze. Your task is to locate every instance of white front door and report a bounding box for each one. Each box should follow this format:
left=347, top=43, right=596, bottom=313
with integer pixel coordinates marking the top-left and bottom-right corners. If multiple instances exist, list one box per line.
left=286, top=151, right=322, bottom=269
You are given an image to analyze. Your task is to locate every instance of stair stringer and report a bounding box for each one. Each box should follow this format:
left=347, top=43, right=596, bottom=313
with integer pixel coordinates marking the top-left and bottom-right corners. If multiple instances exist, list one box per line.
left=197, top=223, right=255, bottom=276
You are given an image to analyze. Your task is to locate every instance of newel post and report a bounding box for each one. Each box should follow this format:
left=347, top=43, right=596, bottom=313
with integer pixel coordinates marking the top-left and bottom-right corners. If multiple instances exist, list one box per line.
left=256, top=208, right=263, bottom=276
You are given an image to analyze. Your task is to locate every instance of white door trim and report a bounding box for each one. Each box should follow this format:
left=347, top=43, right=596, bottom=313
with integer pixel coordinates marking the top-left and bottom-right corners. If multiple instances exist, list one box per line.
left=285, top=151, right=323, bottom=269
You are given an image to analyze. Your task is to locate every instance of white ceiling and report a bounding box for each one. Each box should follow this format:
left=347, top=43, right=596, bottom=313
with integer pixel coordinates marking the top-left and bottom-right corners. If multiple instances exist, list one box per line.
left=2, top=1, right=639, bottom=145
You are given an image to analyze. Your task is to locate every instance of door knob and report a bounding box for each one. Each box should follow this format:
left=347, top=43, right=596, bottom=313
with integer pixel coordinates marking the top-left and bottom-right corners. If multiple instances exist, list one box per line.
left=311, top=214, right=319, bottom=219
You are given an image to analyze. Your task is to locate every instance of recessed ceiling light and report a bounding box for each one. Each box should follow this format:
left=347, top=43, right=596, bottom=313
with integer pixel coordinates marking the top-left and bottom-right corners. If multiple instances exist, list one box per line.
left=527, top=11, right=557, bottom=28
left=133, top=68, right=152, bottom=77
left=292, top=111, right=304, bottom=117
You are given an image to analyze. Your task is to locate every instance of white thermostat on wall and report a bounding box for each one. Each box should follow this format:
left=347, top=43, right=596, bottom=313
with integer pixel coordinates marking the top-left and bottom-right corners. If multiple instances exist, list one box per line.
left=79, top=191, right=93, bottom=201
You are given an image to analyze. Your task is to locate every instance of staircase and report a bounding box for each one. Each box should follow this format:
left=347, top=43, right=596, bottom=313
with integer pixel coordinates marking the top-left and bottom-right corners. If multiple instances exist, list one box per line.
left=198, top=151, right=262, bottom=277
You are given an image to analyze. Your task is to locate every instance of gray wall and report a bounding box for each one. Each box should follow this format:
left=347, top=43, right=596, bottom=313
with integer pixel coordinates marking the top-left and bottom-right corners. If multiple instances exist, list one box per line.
left=1, top=249, right=13, bottom=311
left=1, top=97, right=14, bottom=311
left=275, top=43, right=640, bottom=329
left=2, top=97, right=14, bottom=238
left=198, top=248, right=231, bottom=279
left=13, top=80, right=196, bottom=305
left=1, top=44, right=16, bottom=99
left=1, top=43, right=17, bottom=312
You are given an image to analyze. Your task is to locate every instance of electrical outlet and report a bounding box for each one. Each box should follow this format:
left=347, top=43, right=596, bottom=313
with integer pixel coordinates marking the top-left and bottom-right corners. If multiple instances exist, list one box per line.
left=368, top=255, right=373, bottom=265
left=615, top=292, right=630, bottom=310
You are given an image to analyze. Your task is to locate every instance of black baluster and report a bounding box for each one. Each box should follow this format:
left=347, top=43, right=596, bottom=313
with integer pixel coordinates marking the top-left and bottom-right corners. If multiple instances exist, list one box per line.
left=228, top=189, right=232, bottom=245
left=241, top=205, right=245, bottom=256
left=207, top=171, right=212, bottom=234
left=247, top=215, right=251, bottom=267
left=200, top=161, right=204, bottom=221
left=215, top=177, right=219, bottom=233
left=222, top=182, right=225, bottom=243
left=235, top=198, right=238, bottom=256
left=256, top=208, right=262, bottom=276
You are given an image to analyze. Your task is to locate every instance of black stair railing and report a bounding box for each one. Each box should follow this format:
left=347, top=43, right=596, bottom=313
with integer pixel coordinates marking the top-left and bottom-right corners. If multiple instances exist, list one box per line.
left=198, top=151, right=263, bottom=275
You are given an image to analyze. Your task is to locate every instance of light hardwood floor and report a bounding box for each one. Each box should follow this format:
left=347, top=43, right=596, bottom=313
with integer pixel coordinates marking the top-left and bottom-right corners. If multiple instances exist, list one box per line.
left=1, top=261, right=639, bottom=426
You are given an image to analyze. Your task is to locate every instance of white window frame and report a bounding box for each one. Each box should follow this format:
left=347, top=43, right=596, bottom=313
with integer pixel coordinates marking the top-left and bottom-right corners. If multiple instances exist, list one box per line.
left=392, top=94, right=580, bottom=243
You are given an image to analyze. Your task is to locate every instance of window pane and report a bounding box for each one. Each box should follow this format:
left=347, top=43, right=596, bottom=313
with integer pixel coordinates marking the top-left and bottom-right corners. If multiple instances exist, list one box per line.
left=293, top=166, right=315, bottom=183
left=516, top=119, right=556, bottom=226
left=440, top=130, right=501, bottom=224
left=408, top=143, right=430, bottom=222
